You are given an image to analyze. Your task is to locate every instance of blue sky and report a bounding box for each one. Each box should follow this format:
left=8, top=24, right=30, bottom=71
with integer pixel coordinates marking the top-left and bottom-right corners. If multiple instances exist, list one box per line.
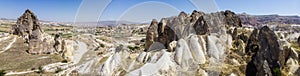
left=0, top=0, right=299, bottom=22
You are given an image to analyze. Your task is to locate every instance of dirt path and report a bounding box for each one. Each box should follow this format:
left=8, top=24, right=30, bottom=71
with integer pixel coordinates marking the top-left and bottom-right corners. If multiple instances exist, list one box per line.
left=0, top=36, right=16, bottom=54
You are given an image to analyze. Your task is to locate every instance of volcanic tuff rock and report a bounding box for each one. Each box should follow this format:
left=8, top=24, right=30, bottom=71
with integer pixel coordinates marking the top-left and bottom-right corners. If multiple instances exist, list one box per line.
left=11, top=9, right=47, bottom=54
left=10, top=9, right=69, bottom=55
left=145, top=10, right=242, bottom=51
left=12, top=9, right=43, bottom=38
left=145, top=19, right=159, bottom=50
left=245, top=28, right=259, bottom=53
left=245, top=26, right=291, bottom=76
left=98, top=10, right=299, bottom=75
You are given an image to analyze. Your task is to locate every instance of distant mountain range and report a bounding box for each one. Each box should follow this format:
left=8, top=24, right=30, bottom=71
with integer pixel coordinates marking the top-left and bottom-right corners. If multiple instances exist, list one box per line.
left=61, top=20, right=141, bottom=27
left=238, top=14, right=300, bottom=26
left=2, top=14, right=300, bottom=26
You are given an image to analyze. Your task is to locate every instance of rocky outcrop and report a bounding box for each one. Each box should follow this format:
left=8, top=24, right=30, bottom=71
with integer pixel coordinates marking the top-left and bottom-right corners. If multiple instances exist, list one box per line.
left=187, top=35, right=206, bottom=64
left=144, top=10, right=242, bottom=51
left=174, top=39, right=193, bottom=70
left=245, top=26, right=289, bottom=76
left=167, top=41, right=177, bottom=52
left=54, top=34, right=64, bottom=53
left=129, top=50, right=176, bottom=76
left=145, top=19, right=159, bottom=50
left=12, top=9, right=43, bottom=38
left=193, top=16, right=209, bottom=35
left=10, top=9, right=68, bottom=55
left=11, top=9, right=49, bottom=54
left=157, top=18, right=178, bottom=48
left=245, top=28, right=259, bottom=54
left=224, top=10, right=242, bottom=27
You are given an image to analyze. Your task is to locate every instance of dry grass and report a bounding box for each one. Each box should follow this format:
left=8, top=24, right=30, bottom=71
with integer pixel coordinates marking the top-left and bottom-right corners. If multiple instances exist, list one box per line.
left=0, top=38, right=63, bottom=72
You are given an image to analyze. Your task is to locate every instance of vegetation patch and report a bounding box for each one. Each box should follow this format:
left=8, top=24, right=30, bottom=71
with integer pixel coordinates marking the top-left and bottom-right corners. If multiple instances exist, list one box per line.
left=0, top=70, right=6, bottom=76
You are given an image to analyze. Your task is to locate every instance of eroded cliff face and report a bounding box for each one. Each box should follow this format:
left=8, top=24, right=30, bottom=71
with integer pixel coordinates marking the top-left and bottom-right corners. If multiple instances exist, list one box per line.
left=98, top=10, right=240, bottom=75
left=107, top=10, right=299, bottom=76
left=8, top=10, right=297, bottom=76
left=11, top=9, right=72, bottom=58
left=11, top=9, right=46, bottom=54
left=144, top=10, right=241, bottom=51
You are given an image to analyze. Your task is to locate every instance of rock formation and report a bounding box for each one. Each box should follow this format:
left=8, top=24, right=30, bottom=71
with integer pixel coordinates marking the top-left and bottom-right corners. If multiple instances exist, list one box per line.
left=224, top=10, right=242, bottom=27
left=12, top=9, right=43, bottom=38
left=245, top=26, right=291, bottom=76
left=145, top=19, right=159, bottom=50
left=11, top=9, right=46, bottom=54
left=144, top=10, right=242, bottom=52
left=11, top=9, right=68, bottom=55
left=193, top=16, right=209, bottom=35
left=94, top=10, right=300, bottom=76
left=245, top=28, right=259, bottom=54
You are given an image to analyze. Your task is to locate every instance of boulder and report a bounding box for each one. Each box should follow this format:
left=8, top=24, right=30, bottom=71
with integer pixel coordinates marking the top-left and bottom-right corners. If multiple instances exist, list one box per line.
left=167, top=41, right=177, bottom=52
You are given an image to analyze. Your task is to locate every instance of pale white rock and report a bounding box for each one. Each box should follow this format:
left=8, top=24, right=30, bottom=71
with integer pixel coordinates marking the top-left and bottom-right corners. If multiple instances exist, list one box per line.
left=291, top=48, right=299, bottom=59
left=198, top=35, right=207, bottom=55
left=188, top=35, right=206, bottom=64
left=229, top=73, right=236, bottom=76
left=167, top=41, right=177, bottom=52
left=207, top=36, right=220, bottom=59
left=197, top=69, right=208, bottom=76
left=174, top=40, right=183, bottom=65
left=128, top=51, right=176, bottom=76
left=136, top=52, right=147, bottom=63
left=286, top=58, right=299, bottom=75
left=42, top=62, right=68, bottom=73
left=99, top=52, right=122, bottom=76
left=231, top=59, right=240, bottom=65
left=62, top=40, right=74, bottom=63
left=174, top=39, right=194, bottom=70
left=149, top=52, right=158, bottom=63
left=226, top=34, right=233, bottom=49
left=206, top=35, right=226, bottom=75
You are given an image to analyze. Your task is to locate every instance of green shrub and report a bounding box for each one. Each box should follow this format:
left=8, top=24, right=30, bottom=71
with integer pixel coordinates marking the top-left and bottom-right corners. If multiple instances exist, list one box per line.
left=0, top=70, right=6, bottom=76
left=128, top=46, right=140, bottom=50
left=36, top=66, right=44, bottom=74
left=61, top=59, right=68, bottom=63
left=100, top=43, right=105, bottom=48
left=272, top=67, right=281, bottom=76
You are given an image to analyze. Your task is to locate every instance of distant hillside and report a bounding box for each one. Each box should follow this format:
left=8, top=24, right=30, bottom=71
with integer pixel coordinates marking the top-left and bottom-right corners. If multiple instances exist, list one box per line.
left=72, top=20, right=141, bottom=27
left=238, top=14, right=300, bottom=26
